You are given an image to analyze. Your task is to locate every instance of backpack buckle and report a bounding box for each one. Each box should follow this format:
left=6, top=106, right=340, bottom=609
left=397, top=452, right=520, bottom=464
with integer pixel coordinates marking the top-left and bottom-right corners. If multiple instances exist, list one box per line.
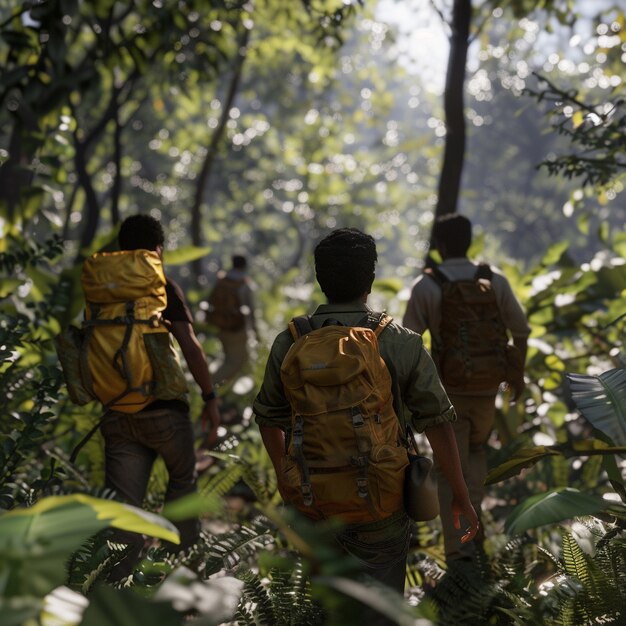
left=350, top=407, right=364, bottom=428
left=356, top=477, right=368, bottom=498
left=301, top=482, right=313, bottom=506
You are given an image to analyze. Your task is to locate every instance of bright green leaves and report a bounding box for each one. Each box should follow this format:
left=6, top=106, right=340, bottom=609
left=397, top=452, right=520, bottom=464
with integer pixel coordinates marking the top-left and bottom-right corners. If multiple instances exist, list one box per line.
left=504, top=487, right=622, bottom=535
left=567, top=368, right=626, bottom=446
left=0, top=494, right=179, bottom=598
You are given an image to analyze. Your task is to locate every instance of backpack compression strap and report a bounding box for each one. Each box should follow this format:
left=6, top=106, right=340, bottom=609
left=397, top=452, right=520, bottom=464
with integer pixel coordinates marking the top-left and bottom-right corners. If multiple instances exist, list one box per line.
left=288, top=315, right=315, bottom=341
left=356, top=311, right=393, bottom=337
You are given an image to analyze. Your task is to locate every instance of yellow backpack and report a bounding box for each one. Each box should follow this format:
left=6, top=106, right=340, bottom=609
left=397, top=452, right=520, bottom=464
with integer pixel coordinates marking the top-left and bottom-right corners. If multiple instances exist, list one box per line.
left=56, top=250, right=188, bottom=413
left=279, top=312, right=409, bottom=524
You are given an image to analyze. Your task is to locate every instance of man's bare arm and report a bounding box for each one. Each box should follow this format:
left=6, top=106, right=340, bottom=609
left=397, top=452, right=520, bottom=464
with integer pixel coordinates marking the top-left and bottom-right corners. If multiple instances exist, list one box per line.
left=170, top=320, right=220, bottom=443
left=425, top=421, right=479, bottom=544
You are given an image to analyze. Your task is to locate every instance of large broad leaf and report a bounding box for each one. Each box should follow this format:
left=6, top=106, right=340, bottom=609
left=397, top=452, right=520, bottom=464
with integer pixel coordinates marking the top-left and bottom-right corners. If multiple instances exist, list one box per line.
left=0, top=494, right=179, bottom=599
left=567, top=368, right=626, bottom=446
left=505, top=487, right=616, bottom=535
left=485, top=446, right=559, bottom=485
left=78, top=584, right=180, bottom=626
left=486, top=440, right=626, bottom=489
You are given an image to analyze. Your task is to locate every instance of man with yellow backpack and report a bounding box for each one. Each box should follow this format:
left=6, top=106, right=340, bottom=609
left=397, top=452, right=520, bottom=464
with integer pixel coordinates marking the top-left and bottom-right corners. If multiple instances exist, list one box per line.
left=253, top=228, right=478, bottom=625
left=58, top=214, right=220, bottom=578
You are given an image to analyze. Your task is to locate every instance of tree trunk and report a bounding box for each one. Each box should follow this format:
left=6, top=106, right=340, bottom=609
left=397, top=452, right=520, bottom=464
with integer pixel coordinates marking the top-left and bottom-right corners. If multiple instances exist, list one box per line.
left=0, top=105, right=40, bottom=223
left=434, top=0, right=471, bottom=228
left=190, top=25, right=250, bottom=279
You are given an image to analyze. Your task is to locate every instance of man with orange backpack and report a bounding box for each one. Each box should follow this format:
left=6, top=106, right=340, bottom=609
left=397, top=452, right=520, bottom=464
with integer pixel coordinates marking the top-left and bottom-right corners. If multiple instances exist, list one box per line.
left=253, top=228, right=477, bottom=623
left=206, top=254, right=259, bottom=389
left=403, top=213, right=530, bottom=567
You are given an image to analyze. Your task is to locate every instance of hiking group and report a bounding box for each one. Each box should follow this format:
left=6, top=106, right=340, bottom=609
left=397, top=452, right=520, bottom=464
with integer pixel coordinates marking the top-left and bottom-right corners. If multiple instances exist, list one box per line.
left=58, top=212, right=529, bottom=620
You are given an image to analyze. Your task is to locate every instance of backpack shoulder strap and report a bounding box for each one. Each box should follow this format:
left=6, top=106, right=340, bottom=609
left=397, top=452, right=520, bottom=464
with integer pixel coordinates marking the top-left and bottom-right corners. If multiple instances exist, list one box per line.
left=424, top=265, right=449, bottom=286
left=288, top=315, right=314, bottom=341
left=475, top=263, right=493, bottom=281
left=356, top=311, right=393, bottom=337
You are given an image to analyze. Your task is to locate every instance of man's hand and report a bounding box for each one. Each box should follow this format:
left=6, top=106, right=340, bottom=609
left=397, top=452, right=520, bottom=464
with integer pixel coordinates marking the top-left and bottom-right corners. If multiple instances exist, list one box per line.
left=201, top=398, right=220, bottom=447
left=451, top=496, right=479, bottom=544
left=504, top=377, right=526, bottom=402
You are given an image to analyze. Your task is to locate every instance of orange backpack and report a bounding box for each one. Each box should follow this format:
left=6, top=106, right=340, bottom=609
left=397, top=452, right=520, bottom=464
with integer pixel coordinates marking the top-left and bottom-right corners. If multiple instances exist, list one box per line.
left=279, top=312, right=409, bottom=524
left=206, top=275, right=246, bottom=331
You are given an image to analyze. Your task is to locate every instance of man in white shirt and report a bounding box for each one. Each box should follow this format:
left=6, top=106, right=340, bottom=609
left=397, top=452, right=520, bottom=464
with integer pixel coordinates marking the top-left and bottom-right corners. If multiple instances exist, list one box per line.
left=403, top=213, right=530, bottom=565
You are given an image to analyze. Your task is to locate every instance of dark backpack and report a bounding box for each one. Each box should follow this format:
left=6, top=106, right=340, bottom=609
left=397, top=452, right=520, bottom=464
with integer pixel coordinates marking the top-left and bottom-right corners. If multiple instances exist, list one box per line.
left=206, top=276, right=246, bottom=331
left=279, top=312, right=409, bottom=524
left=426, top=264, right=523, bottom=392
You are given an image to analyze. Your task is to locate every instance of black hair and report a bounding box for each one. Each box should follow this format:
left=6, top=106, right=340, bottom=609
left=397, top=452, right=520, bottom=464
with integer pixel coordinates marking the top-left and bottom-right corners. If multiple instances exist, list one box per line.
left=433, top=213, right=472, bottom=257
left=232, top=255, right=247, bottom=269
left=118, top=214, right=165, bottom=251
left=314, top=228, right=377, bottom=303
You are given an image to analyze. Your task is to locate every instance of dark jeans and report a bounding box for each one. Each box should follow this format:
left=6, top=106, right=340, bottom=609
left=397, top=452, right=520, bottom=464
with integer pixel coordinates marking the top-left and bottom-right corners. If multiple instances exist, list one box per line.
left=333, top=511, right=412, bottom=626
left=102, top=406, right=200, bottom=566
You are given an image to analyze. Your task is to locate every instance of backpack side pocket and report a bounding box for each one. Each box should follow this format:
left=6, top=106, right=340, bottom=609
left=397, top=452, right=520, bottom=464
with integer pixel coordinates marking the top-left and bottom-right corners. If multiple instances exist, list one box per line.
left=143, top=331, right=189, bottom=400
left=55, top=326, right=95, bottom=405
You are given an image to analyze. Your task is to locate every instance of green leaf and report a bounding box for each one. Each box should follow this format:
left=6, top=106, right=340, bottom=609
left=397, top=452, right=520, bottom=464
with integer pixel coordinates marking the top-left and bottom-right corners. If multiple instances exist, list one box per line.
left=541, top=240, right=569, bottom=266
left=161, top=491, right=223, bottom=521
left=485, top=446, right=560, bottom=485
left=372, top=277, right=403, bottom=295
left=505, top=487, right=614, bottom=535
left=0, top=495, right=179, bottom=598
left=163, top=245, right=212, bottom=265
left=567, top=368, right=626, bottom=445
left=0, top=597, right=41, bottom=626
left=0, top=279, right=23, bottom=298
left=78, top=585, right=180, bottom=626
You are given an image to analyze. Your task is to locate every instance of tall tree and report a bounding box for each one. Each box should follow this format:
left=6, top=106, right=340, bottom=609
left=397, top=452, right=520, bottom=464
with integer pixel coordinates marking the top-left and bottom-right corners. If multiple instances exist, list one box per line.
left=434, top=0, right=471, bottom=223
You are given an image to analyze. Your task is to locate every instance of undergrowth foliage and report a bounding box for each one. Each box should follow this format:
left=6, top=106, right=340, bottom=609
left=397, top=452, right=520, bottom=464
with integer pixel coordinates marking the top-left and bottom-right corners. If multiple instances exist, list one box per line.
left=0, top=236, right=66, bottom=510
left=2, top=227, right=626, bottom=623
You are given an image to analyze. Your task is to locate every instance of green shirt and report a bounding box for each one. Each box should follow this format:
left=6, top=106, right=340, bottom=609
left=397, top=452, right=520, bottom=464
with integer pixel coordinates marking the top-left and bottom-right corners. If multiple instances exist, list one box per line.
left=253, top=302, right=456, bottom=432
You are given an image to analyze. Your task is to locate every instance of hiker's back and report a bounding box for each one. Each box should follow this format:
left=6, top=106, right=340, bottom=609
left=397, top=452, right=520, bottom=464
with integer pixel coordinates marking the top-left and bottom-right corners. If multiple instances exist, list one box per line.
left=206, top=273, right=246, bottom=332
left=426, top=263, right=523, bottom=392
left=56, top=250, right=188, bottom=412
left=279, top=313, right=408, bottom=524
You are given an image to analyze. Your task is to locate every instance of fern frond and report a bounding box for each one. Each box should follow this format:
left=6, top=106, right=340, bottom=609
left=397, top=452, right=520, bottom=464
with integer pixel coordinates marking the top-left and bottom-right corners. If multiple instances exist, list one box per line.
left=201, top=461, right=246, bottom=498
left=203, top=525, right=274, bottom=576
left=237, top=568, right=276, bottom=625
left=430, top=560, right=502, bottom=624
left=561, top=532, right=592, bottom=587
left=588, top=537, right=626, bottom=620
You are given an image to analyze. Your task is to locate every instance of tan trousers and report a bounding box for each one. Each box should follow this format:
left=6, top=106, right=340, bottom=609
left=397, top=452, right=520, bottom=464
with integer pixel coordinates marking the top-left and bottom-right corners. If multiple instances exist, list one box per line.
left=212, top=328, right=249, bottom=389
left=434, top=393, right=496, bottom=562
